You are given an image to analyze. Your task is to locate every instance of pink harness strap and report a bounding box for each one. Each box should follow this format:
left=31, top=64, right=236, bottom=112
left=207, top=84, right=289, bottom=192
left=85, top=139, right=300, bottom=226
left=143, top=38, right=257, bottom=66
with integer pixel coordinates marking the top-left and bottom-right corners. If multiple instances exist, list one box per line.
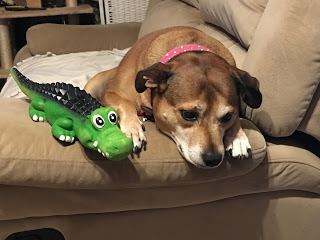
left=159, top=44, right=214, bottom=64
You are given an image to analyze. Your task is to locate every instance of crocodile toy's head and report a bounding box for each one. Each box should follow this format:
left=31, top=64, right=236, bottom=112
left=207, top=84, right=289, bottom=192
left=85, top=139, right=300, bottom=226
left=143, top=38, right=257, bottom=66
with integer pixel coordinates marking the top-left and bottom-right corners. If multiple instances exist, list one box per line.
left=80, top=107, right=133, bottom=161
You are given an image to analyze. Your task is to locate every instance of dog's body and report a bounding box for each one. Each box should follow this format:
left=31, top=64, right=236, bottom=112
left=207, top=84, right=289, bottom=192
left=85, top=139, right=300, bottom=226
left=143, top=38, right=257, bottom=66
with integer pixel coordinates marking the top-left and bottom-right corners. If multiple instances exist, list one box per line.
left=85, top=26, right=262, bottom=168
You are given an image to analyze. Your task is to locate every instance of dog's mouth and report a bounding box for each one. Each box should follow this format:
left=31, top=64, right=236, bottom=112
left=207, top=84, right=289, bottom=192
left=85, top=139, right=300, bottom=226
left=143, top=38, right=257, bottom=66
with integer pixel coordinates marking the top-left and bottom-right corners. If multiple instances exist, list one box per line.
left=178, top=144, right=184, bottom=155
left=177, top=144, right=224, bottom=169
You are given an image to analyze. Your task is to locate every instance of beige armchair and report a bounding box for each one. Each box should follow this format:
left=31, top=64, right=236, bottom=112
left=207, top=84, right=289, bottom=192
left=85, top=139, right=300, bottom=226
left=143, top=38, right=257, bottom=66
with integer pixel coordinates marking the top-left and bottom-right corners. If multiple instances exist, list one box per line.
left=0, top=0, right=319, bottom=239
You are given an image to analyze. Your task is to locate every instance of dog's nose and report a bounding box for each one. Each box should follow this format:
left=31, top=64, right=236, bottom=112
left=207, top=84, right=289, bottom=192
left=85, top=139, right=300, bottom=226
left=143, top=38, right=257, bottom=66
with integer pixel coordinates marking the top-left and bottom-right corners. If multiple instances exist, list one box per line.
left=202, top=152, right=223, bottom=167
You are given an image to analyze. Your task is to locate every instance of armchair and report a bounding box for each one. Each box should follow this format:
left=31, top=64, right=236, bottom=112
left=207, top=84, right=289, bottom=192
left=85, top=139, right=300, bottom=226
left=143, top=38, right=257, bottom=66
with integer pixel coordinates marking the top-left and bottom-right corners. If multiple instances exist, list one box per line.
left=0, top=0, right=319, bottom=239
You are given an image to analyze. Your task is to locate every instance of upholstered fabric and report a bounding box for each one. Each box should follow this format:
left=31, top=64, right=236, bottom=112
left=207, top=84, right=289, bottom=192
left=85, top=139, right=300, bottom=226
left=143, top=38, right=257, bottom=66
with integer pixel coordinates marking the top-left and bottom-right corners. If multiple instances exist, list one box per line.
left=180, top=0, right=199, bottom=9
left=200, top=0, right=268, bottom=48
left=242, top=0, right=320, bottom=138
left=13, top=45, right=32, bottom=66
left=1, top=99, right=319, bottom=223
left=0, top=135, right=319, bottom=221
left=298, top=86, right=320, bottom=141
left=1, top=191, right=320, bottom=240
left=0, top=1, right=319, bottom=239
left=0, top=98, right=265, bottom=190
left=138, top=0, right=204, bottom=38
left=196, top=24, right=247, bottom=68
left=138, top=0, right=248, bottom=67
left=26, top=23, right=141, bottom=55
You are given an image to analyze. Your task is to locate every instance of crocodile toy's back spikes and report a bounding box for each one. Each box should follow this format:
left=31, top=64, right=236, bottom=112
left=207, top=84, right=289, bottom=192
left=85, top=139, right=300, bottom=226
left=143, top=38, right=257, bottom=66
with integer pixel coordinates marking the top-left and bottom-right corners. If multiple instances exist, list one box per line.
left=10, top=68, right=102, bottom=116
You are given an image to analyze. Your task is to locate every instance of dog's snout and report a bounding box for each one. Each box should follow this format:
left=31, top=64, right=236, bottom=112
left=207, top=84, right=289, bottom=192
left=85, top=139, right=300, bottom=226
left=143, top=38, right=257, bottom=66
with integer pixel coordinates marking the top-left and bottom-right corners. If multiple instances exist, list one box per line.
left=202, top=152, right=223, bottom=167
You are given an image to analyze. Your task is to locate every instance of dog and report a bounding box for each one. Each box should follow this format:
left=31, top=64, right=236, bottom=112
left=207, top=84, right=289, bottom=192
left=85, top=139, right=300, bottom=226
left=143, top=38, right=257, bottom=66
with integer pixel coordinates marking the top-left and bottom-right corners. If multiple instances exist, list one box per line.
left=84, top=26, right=262, bottom=168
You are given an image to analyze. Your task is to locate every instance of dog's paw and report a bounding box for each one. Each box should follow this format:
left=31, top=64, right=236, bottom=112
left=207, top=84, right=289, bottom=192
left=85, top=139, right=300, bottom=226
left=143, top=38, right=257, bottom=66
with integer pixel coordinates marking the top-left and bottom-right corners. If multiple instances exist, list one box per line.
left=120, top=118, right=147, bottom=153
left=224, top=131, right=252, bottom=160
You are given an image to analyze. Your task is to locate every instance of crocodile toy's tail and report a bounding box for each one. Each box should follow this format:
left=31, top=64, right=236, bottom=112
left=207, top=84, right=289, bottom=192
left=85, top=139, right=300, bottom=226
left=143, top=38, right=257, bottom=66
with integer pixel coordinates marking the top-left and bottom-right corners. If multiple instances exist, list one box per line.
left=10, top=68, right=103, bottom=116
left=10, top=67, right=42, bottom=100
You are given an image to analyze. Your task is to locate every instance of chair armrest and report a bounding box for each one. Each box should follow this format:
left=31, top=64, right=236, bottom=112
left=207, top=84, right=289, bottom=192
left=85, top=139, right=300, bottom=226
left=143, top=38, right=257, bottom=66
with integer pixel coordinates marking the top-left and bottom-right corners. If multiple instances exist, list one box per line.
left=26, top=22, right=141, bottom=55
left=13, top=45, right=33, bottom=65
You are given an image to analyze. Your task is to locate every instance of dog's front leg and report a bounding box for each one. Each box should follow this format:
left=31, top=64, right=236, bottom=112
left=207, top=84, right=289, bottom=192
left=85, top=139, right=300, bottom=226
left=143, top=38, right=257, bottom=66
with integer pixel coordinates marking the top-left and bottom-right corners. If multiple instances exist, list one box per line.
left=102, top=92, right=146, bottom=152
left=223, top=120, right=252, bottom=160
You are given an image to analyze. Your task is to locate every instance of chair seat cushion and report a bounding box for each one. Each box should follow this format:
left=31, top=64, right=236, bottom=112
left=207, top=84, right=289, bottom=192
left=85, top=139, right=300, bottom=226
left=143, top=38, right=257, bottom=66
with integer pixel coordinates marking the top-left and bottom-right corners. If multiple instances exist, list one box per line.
left=0, top=98, right=266, bottom=190
left=1, top=99, right=320, bottom=221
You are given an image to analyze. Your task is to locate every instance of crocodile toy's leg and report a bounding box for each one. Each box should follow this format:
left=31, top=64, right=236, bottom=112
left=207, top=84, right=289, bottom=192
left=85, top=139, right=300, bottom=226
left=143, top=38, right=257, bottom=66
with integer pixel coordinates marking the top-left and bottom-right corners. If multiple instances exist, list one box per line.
left=52, top=118, right=76, bottom=143
left=29, top=98, right=46, bottom=122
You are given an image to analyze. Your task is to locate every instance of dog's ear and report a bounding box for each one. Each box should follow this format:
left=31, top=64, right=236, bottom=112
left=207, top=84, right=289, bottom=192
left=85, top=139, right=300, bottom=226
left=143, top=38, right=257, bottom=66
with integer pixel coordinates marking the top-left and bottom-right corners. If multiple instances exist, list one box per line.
left=232, top=69, right=262, bottom=109
left=135, top=63, right=173, bottom=93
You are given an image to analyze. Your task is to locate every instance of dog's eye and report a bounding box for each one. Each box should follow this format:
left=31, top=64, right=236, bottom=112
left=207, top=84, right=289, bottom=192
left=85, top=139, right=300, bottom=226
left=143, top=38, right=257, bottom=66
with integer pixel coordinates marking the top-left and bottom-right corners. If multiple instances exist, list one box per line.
left=180, top=110, right=198, bottom=121
left=221, top=112, right=233, bottom=123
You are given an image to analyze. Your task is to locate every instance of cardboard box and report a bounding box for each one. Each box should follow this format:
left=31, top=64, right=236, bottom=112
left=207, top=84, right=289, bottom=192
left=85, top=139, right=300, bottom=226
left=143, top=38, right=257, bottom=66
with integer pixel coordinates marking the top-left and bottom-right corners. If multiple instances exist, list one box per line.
left=26, top=0, right=42, bottom=8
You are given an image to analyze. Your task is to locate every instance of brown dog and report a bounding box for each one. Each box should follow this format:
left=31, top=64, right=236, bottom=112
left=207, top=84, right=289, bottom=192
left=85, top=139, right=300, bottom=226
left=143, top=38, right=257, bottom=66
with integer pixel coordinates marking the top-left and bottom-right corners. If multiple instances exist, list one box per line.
left=84, top=26, right=262, bottom=168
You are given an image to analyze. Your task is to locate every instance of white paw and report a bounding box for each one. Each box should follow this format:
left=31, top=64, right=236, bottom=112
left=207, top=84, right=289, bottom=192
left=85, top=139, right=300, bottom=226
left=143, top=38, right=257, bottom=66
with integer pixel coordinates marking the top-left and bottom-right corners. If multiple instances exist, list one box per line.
left=120, top=119, right=146, bottom=152
left=224, top=132, right=252, bottom=160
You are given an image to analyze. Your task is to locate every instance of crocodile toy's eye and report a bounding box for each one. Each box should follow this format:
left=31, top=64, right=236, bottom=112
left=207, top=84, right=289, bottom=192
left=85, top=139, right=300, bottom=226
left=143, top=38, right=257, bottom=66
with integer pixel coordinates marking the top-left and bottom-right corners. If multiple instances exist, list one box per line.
left=108, top=111, right=118, bottom=125
left=93, top=115, right=105, bottom=128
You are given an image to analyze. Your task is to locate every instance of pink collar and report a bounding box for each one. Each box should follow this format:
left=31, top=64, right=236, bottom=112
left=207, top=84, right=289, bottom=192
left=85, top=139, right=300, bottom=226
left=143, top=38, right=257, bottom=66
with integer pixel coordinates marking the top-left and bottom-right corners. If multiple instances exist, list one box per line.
left=159, top=44, right=214, bottom=64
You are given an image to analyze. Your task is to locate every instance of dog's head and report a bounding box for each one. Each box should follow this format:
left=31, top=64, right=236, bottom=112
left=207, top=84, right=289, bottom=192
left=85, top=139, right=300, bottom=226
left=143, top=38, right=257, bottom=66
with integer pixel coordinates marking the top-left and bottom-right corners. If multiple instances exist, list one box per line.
left=135, top=52, right=262, bottom=168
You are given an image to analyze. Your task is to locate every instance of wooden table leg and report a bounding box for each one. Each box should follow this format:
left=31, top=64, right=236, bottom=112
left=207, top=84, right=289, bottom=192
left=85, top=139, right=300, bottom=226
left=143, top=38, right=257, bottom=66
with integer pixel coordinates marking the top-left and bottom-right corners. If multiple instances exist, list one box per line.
left=66, top=0, right=80, bottom=24
left=0, top=19, right=13, bottom=70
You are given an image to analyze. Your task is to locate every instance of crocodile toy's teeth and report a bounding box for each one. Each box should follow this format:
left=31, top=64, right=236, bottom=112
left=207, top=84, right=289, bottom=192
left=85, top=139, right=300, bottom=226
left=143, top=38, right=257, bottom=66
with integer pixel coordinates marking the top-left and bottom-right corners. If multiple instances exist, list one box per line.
left=59, top=135, right=66, bottom=141
left=39, top=117, right=44, bottom=122
left=100, top=151, right=109, bottom=158
left=32, top=115, right=38, bottom=121
left=93, top=142, right=108, bottom=158
left=58, top=135, right=74, bottom=143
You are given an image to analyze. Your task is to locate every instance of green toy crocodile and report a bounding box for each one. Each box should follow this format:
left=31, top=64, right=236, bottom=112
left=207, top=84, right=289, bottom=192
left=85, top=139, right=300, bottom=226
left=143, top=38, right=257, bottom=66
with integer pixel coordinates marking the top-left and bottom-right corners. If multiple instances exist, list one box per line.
left=10, top=68, right=133, bottom=161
